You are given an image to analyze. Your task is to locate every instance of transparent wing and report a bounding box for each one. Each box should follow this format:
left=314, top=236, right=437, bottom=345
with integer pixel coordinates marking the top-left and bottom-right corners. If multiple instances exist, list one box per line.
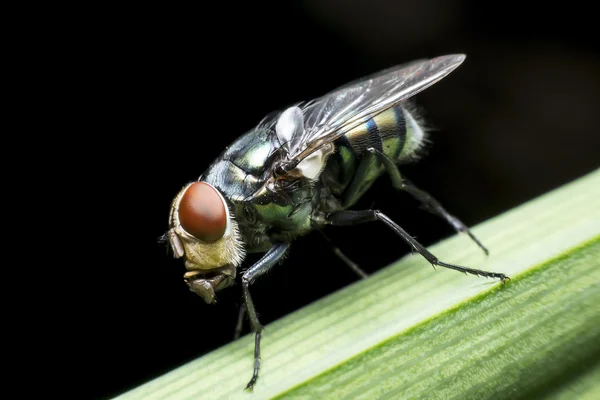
left=285, top=54, right=466, bottom=166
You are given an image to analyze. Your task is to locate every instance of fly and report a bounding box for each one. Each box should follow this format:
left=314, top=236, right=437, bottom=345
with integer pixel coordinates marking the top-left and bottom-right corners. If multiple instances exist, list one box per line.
left=164, top=54, right=509, bottom=390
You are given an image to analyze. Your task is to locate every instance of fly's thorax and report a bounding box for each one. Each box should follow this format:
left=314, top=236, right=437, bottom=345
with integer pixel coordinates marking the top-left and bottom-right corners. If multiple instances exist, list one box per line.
left=167, top=181, right=246, bottom=271
left=250, top=197, right=313, bottom=231
left=231, top=177, right=318, bottom=249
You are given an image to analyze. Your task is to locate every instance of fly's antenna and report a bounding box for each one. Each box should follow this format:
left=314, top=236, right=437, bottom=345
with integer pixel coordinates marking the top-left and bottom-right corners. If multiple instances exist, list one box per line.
left=158, top=232, right=172, bottom=256
left=157, top=232, right=169, bottom=244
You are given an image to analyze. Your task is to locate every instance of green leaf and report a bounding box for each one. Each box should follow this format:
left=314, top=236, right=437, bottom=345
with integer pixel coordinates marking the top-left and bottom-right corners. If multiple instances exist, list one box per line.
left=118, top=169, right=600, bottom=400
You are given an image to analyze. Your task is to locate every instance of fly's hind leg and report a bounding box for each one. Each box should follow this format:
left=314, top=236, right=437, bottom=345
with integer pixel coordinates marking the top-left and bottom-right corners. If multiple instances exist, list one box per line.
left=241, top=243, right=290, bottom=390
left=327, top=210, right=509, bottom=282
left=342, top=150, right=379, bottom=209
left=367, top=147, right=489, bottom=255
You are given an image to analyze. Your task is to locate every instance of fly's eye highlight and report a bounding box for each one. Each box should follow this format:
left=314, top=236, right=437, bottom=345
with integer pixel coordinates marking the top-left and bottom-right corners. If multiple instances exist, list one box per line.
left=179, top=182, right=227, bottom=242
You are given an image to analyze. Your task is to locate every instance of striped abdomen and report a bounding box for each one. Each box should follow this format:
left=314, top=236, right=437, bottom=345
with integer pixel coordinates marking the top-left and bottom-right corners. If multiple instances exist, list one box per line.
left=321, top=104, right=426, bottom=208
left=343, top=104, right=425, bottom=163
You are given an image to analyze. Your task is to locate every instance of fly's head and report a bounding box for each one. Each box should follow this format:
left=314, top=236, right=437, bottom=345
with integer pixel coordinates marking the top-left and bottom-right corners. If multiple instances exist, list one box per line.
left=167, top=181, right=246, bottom=304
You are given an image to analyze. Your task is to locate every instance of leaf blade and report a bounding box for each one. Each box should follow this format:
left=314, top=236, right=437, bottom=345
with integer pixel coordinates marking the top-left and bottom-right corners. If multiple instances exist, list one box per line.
left=117, top=169, right=600, bottom=400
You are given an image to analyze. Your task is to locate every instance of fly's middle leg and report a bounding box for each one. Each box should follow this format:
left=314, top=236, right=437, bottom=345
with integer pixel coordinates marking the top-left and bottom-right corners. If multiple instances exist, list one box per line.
left=241, top=243, right=290, bottom=390
left=319, top=230, right=368, bottom=279
left=367, top=147, right=489, bottom=255
left=327, top=209, right=509, bottom=282
left=234, top=303, right=246, bottom=340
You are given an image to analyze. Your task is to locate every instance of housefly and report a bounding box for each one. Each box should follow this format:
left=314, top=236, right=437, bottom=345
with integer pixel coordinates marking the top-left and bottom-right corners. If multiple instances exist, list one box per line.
left=164, top=54, right=508, bottom=390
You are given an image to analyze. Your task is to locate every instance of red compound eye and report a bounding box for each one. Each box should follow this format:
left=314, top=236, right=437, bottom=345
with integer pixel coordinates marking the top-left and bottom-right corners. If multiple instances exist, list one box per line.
left=179, top=182, right=227, bottom=242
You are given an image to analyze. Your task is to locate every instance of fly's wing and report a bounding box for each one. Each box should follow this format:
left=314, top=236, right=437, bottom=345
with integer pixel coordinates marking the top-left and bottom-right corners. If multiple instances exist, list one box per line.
left=284, top=54, right=466, bottom=166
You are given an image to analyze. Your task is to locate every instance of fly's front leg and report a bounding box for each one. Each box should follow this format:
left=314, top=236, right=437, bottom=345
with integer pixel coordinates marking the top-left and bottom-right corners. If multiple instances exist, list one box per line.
left=241, top=243, right=290, bottom=391
left=367, top=147, right=489, bottom=255
left=327, top=210, right=509, bottom=282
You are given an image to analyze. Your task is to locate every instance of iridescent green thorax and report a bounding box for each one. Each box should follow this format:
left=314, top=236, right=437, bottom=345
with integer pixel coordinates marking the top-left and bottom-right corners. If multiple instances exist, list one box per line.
left=203, top=127, right=277, bottom=200
left=202, top=125, right=317, bottom=252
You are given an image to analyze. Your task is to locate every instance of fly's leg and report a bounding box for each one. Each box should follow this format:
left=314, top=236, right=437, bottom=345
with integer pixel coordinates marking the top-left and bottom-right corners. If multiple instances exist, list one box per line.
left=342, top=150, right=379, bottom=208
left=234, top=303, right=246, bottom=340
left=327, top=210, right=509, bottom=282
left=367, top=147, right=489, bottom=255
left=333, top=246, right=368, bottom=279
left=241, top=243, right=290, bottom=391
left=319, top=230, right=368, bottom=279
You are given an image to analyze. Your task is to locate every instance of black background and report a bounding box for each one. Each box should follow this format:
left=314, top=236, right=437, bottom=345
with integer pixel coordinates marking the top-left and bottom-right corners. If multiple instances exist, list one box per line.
left=73, top=1, right=599, bottom=398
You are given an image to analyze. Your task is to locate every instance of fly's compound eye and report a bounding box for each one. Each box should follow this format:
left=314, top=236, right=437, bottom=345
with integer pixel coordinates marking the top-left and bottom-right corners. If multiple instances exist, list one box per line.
left=179, top=182, right=227, bottom=242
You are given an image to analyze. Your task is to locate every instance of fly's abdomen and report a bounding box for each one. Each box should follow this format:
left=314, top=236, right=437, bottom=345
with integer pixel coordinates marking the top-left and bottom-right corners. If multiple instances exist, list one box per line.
left=321, top=104, right=426, bottom=209
left=342, top=104, right=425, bottom=163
